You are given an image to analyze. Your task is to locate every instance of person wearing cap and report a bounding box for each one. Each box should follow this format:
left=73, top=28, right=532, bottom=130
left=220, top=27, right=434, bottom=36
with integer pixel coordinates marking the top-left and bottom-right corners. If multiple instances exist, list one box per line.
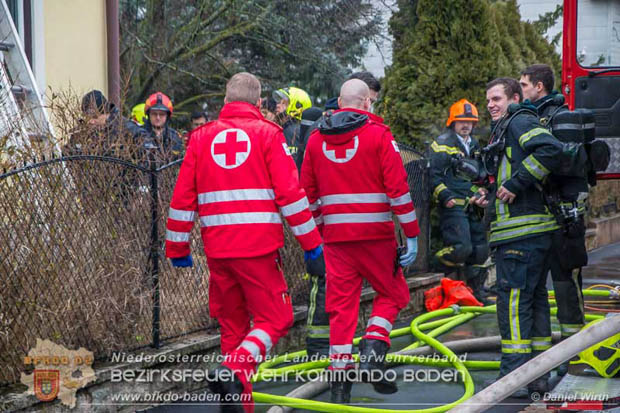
left=65, top=90, right=142, bottom=157
left=141, top=92, right=184, bottom=164
left=430, top=99, right=490, bottom=303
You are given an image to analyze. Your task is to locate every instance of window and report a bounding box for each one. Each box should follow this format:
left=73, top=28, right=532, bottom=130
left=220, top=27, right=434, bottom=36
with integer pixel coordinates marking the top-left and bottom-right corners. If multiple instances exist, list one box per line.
left=577, top=0, right=620, bottom=67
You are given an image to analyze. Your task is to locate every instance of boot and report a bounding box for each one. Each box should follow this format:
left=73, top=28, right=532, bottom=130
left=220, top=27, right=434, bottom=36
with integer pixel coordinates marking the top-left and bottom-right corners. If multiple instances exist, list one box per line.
left=528, top=377, right=550, bottom=396
left=207, top=365, right=245, bottom=413
left=330, top=377, right=353, bottom=403
left=557, top=360, right=569, bottom=376
left=466, top=266, right=492, bottom=306
left=358, top=338, right=398, bottom=394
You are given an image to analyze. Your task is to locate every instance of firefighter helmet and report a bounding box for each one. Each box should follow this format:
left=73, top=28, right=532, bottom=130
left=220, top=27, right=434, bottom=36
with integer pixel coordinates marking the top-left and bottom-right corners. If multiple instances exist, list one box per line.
left=273, top=87, right=311, bottom=120
left=571, top=319, right=620, bottom=378
left=446, top=99, right=479, bottom=127
left=145, top=92, right=174, bottom=117
left=131, top=103, right=147, bottom=125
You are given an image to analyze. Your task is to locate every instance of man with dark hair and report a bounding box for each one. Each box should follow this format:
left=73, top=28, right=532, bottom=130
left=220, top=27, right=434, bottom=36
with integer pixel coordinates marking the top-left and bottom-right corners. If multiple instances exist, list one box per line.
left=481, top=77, right=563, bottom=396
left=520, top=64, right=555, bottom=103
left=521, top=64, right=589, bottom=376
left=190, top=111, right=208, bottom=129
left=324, top=71, right=381, bottom=112
left=349, top=71, right=381, bottom=104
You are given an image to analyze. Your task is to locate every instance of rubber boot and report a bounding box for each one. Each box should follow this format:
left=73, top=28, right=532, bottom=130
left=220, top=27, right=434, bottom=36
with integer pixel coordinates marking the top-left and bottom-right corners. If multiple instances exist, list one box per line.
left=330, top=377, right=353, bottom=403
left=358, top=338, right=397, bottom=394
left=528, top=377, right=550, bottom=396
left=207, top=365, right=245, bottom=413
left=465, top=266, right=492, bottom=306
left=557, top=360, right=569, bottom=376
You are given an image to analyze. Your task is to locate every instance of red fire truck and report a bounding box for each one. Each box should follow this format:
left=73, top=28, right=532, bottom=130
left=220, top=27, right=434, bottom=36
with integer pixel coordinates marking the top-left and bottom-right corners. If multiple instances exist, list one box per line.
left=561, top=0, right=620, bottom=179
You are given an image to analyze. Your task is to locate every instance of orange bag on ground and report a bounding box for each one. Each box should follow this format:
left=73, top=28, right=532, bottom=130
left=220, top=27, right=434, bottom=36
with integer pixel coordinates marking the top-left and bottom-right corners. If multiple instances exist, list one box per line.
left=424, top=285, right=444, bottom=311
left=424, top=278, right=483, bottom=311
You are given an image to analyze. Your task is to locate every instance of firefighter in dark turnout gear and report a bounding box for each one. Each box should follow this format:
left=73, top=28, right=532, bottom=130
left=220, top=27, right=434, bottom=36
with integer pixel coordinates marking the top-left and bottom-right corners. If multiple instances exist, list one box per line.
left=483, top=78, right=563, bottom=395
left=520, top=64, right=588, bottom=375
left=273, top=87, right=312, bottom=170
left=430, top=99, right=489, bottom=303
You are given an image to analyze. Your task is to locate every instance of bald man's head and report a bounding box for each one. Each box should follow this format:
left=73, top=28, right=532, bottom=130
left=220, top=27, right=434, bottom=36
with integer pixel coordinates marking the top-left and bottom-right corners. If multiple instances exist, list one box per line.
left=338, top=79, right=371, bottom=111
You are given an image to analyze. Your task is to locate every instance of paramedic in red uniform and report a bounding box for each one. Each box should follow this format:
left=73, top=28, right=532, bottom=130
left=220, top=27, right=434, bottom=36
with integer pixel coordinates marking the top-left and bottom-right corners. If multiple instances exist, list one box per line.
left=301, top=79, right=420, bottom=403
left=165, top=72, right=323, bottom=413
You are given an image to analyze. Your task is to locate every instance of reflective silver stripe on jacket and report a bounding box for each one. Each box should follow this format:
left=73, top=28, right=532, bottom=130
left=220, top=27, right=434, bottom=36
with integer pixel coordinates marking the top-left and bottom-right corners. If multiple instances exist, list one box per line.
left=320, top=193, right=388, bottom=206
left=200, top=212, right=282, bottom=226
left=367, top=316, right=393, bottom=333
left=166, top=230, right=190, bottom=243
left=314, top=215, right=324, bottom=225
left=309, top=201, right=321, bottom=211
left=290, top=217, right=317, bottom=236
left=168, top=208, right=195, bottom=222
left=280, top=197, right=310, bottom=217
left=323, top=212, right=392, bottom=225
left=491, top=215, right=555, bottom=230
left=396, top=210, right=417, bottom=224
left=198, top=188, right=275, bottom=204
left=389, top=193, right=412, bottom=207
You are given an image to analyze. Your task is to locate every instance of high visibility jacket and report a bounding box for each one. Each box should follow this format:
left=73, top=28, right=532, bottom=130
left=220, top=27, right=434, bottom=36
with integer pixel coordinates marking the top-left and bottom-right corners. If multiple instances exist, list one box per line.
left=165, top=101, right=322, bottom=259
left=430, top=129, right=482, bottom=208
left=300, top=108, right=420, bottom=244
left=488, top=110, right=563, bottom=246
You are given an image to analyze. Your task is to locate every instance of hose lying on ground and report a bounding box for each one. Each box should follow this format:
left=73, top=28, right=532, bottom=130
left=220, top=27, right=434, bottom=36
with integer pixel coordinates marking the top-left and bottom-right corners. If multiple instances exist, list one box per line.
left=256, top=289, right=613, bottom=413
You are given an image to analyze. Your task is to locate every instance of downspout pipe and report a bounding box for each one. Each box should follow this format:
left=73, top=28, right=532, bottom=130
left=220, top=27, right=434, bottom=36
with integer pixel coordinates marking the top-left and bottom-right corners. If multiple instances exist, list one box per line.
left=106, top=0, right=120, bottom=107
left=449, top=314, right=620, bottom=413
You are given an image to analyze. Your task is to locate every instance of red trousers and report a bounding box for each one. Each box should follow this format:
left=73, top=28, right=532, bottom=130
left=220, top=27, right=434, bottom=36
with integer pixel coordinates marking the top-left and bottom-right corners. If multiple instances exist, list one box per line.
left=208, top=250, right=294, bottom=412
left=325, top=239, right=410, bottom=370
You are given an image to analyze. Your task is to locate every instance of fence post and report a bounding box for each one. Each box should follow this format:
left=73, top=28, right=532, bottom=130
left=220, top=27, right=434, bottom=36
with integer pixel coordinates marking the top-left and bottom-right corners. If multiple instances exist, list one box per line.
left=150, top=158, right=161, bottom=349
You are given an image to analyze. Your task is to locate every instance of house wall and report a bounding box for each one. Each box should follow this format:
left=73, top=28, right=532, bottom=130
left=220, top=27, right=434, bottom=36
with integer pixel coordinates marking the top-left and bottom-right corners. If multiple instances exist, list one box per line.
left=42, top=0, right=108, bottom=97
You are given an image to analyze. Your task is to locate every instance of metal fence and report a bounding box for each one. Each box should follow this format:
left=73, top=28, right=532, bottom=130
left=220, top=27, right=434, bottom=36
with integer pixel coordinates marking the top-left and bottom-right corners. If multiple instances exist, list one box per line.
left=0, top=145, right=430, bottom=386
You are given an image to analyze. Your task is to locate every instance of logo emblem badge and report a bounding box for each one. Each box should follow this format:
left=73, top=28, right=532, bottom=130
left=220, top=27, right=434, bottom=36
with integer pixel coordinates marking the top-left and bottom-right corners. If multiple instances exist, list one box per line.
left=34, top=370, right=60, bottom=402
left=322, top=136, right=359, bottom=163
left=211, top=128, right=251, bottom=169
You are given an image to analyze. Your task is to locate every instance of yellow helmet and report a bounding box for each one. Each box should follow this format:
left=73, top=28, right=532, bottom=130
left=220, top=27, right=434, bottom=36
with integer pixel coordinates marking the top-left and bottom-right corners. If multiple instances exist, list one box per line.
left=571, top=319, right=620, bottom=378
left=131, top=103, right=147, bottom=125
left=273, top=87, right=311, bottom=120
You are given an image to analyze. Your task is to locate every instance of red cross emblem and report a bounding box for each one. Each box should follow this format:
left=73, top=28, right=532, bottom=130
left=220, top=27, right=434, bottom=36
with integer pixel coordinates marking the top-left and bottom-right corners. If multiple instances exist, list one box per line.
left=322, top=136, right=359, bottom=163
left=211, top=128, right=251, bottom=169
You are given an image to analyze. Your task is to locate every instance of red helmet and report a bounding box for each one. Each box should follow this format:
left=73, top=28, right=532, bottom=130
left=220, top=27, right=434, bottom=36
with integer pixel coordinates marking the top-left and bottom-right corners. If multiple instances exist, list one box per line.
left=145, top=92, right=173, bottom=117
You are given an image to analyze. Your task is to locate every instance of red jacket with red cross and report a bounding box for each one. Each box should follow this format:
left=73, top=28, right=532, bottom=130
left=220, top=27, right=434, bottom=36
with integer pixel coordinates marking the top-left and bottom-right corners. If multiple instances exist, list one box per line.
left=165, top=101, right=322, bottom=259
left=300, top=108, right=420, bottom=244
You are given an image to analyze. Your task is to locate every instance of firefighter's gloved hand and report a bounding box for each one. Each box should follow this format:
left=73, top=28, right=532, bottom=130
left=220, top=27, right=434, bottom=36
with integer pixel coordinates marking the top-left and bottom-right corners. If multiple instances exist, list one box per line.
left=171, top=255, right=193, bottom=268
left=399, top=237, right=418, bottom=267
left=304, top=245, right=325, bottom=277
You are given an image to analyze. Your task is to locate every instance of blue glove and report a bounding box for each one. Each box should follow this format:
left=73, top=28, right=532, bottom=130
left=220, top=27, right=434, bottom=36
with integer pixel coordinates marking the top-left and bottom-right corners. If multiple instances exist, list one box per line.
left=399, top=237, right=418, bottom=267
left=304, top=245, right=323, bottom=262
left=171, top=255, right=193, bottom=268
left=304, top=245, right=325, bottom=277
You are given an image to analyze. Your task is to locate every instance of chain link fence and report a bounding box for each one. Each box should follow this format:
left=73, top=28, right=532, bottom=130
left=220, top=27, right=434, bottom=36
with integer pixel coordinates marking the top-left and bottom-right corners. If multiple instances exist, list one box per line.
left=0, top=145, right=431, bottom=386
